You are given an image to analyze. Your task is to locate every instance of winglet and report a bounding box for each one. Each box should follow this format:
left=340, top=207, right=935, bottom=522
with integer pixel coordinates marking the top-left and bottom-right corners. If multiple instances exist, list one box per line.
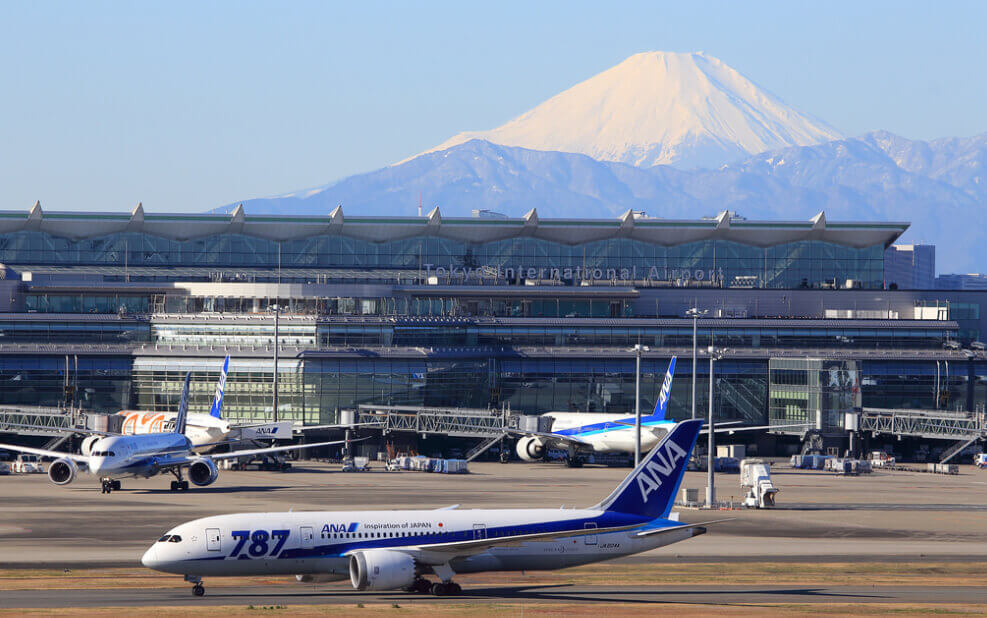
left=591, top=419, right=702, bottom=519
left=647, top=356, right=676, bottom=421
left=175, top=372, right=192, bottom=435
left=209, top=355, right=230, bottom=419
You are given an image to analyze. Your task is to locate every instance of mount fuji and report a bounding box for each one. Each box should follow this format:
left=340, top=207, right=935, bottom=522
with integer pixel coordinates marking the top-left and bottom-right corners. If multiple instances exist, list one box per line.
left=418, top=51, right=842, bottom=170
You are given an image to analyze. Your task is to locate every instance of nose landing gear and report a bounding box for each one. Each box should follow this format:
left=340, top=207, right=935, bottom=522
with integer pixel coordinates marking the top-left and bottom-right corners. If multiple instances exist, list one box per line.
left=100, top=479, right=122, bottom=493
left=185, top=574, right=204, bottom=596
left=169, top=469, right=190, bottom=491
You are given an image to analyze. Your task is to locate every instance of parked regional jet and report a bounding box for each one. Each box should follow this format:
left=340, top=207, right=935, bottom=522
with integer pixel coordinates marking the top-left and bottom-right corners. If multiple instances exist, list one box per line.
left=142, top=419, right=712, bottom=597
left=512, top=356, right=809, bottom=465
left=0, top=373, right=349, bottom=494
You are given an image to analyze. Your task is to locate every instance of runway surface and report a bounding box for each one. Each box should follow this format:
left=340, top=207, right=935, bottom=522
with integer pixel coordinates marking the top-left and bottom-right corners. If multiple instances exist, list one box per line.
left=3, top=462, right=986, bottom=568
left=2, top=583, right=984, bottom=608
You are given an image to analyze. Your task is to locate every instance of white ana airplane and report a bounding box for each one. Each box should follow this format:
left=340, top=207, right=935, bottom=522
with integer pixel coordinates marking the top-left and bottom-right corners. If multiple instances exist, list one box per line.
left=115, top=355, right=234, bottom=449
left=513, top=356, right=810, bottom=465
left=0, top=372, right=349, bottom=494
left=117, top=355, right=375, bottom=449
left=141, top=419, right=713, bottom=597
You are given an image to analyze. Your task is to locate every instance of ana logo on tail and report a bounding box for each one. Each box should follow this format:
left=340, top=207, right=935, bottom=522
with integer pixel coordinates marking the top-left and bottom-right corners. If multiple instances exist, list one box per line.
left=210, top=355, right=230, bottom=419
left=636, top=438, right=688, bottom=502
left=652, top=356, right=676, bottom=420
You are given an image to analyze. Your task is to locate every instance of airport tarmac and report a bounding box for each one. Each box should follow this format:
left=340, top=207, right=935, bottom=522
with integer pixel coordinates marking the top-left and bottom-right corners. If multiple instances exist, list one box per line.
left=2, top=460, right=986, bottom=613
left=1, top=460, right=986, bottom=568
left=1, top=582, right=984, bottom=609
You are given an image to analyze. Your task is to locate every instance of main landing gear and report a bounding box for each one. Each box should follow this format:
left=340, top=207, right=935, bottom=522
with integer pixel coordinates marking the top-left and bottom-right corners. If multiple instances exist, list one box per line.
left=169, top=468, right=189, bottom=491
left=100, top=478, right=121, bottom=493
left=431, top=582, right=462, bottom=596
left=405, top=578, right=461, bottom=596
left=185, top=575, right=204, bottom=596
left=404, top=578, right=432, bottom=594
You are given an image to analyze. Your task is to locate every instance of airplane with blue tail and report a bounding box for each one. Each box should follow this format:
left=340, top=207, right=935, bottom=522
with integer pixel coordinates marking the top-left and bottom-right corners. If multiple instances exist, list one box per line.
left=141, top=419, right=719, bottom=597
left=0, top=367, right=351, bottom=495
left=512, top=356, right=809, bottom=465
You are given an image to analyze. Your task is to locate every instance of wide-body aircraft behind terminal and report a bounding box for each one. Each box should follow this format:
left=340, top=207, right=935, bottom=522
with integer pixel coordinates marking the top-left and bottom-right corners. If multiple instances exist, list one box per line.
left=513, top=356, right=809, bottom=464
left=142, top=419, right=712, bottom=597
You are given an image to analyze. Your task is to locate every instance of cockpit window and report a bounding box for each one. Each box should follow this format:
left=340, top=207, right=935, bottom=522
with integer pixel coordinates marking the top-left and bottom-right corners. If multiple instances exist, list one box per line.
left=108, top=452, right=116, bottom=457
left=168, top=535, right=182, bottom=543
left=157, top=535, right=172, bottom=542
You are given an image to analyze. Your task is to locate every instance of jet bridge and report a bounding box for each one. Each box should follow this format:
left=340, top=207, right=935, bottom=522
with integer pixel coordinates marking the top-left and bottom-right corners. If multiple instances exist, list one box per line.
left=857, top=408, right=987, bottom=463
left=354, top=404, right=513, bottom=461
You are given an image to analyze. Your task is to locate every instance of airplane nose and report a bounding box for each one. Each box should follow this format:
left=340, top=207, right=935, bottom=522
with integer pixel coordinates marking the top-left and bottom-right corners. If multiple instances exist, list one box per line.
left=141, top=546, right=159, bottom=569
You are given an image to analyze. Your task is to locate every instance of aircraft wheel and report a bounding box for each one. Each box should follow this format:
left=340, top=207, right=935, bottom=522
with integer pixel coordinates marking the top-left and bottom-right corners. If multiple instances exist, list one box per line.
left=101, top=481, right=109, bottom=494
left=170, top=481, right=178, bottom=491
left=112, top=480, right=121, bottom=491
left=430, top=582, right=447, bottom=596
left=180, top=481, right=189, bottom=491
left=415, top=578, right=432, bottom=594
left=192, top=584, right=205, bottom=597
left=450, top=582, right=462, bottom=595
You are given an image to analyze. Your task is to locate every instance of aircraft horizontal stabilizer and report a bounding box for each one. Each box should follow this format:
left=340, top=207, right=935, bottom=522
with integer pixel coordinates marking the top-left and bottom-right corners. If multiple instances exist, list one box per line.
left=634, top=518, right=734, bottom=538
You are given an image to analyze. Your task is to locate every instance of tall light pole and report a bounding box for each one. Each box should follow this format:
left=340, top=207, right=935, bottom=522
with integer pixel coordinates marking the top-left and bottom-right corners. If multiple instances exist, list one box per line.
left=707, top=345, right=725, bottom=508
left=686, top=308, right=708, bottom=420
left=632, top=344, right=649, bottom=466
left=272, top=303, right=280, bottom=424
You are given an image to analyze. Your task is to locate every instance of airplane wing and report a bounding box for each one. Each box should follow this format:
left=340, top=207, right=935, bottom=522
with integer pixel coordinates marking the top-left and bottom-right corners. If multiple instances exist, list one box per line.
left=344, top=521, right=645, bottom=560
left=0, top=422, right=118, bottom=436
left=207, top=439, right=352, bottom=461
left=0, top=442, right=89, bottom=463
left=710, top=423, right=813, bottom=434
left=503, top=428, right=592, bottom=447
left=148, top=438, right=354, bottom=470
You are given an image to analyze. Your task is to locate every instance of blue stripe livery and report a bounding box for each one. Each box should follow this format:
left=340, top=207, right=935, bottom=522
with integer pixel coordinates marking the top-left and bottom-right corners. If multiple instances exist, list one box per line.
left=554, top=356, right=677, bottom=438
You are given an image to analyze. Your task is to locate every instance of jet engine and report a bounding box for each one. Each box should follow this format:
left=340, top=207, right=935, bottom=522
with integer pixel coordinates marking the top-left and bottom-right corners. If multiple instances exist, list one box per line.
left=80, top=436, right=101, bottom=457
left=188, top=459, right=219, bottom=486
left=349, top=550, right=416, bottom=591
left=516, top=436, right=546, bottom=462
left=48, top=458, right=78, bottom=485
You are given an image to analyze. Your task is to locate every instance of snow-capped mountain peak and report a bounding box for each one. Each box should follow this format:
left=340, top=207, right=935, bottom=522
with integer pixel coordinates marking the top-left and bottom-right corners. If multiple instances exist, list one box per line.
left=418, top=51, right=842, bottom=169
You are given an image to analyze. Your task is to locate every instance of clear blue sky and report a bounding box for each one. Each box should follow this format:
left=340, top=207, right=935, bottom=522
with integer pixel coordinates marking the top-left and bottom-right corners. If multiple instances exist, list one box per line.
left=1, top=1, right=984, bottom=213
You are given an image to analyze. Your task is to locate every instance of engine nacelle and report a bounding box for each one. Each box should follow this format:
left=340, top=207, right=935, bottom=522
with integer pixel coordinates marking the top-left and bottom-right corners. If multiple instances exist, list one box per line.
left=80, top=436, right=101, bottom=457
left=516, top=436, right=546, bottom=462
left=349, top=550, right=416, bottom=591
left=48, top=458, right=78, bottom=485
left=188, top=458, right=219, bottom=486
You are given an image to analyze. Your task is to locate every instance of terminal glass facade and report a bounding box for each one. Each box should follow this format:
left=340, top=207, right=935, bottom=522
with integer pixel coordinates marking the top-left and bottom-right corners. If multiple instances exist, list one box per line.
left=769, top=358, right=862, bottom=431
left=2, top=230, right=884, bottom=289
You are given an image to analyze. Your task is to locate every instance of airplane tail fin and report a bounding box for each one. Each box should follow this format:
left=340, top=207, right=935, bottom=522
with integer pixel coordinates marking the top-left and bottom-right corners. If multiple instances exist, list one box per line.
left=645, top=356, right=676, bottom=421
left=209, top=355, right=230, bottom=419
left=174, top=372, right=191, bottom=435
left=591, top=418, right=702, bottom=520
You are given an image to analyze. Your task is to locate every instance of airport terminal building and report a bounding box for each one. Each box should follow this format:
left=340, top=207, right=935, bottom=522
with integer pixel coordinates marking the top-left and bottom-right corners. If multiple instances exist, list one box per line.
left=0, top=204, right=985, bottom=452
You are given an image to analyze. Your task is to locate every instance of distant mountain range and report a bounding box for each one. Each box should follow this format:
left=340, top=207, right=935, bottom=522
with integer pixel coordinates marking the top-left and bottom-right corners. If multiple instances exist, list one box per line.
left=216, top=52, right=986, bottom=273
